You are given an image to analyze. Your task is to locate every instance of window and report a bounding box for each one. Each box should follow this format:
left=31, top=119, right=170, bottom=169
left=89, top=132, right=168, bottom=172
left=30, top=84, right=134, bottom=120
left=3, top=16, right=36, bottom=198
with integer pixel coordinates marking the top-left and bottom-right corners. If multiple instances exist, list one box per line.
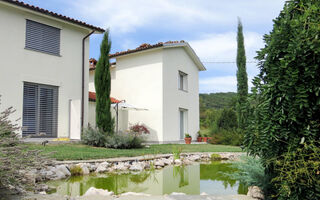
left=22, top=82, right=58, bottom=137
left=178, top=71, right=188, bottom=91
left=25, top=20, right=61, bottom=55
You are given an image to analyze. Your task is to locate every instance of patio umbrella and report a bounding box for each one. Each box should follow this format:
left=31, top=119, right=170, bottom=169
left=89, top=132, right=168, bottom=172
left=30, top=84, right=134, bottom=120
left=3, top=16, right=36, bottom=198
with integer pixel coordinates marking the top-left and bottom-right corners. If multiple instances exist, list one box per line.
left=111, top=101, right=148, bottom=133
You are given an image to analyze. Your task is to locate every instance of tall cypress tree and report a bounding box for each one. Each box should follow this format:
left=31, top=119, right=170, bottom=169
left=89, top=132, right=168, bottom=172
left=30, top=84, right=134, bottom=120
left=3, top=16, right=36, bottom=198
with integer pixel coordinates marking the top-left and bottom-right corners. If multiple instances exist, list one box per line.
left=95, top=29, right=113, bottom=133
left=236, top=18, right=248, bottom=130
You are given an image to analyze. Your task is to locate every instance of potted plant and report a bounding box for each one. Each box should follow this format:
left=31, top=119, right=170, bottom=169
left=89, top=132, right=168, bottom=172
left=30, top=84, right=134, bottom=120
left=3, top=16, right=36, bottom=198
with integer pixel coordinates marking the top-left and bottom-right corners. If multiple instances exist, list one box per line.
left=184, top=133, right=192, bottom=144
left=196, top=131, right=202, bottom=142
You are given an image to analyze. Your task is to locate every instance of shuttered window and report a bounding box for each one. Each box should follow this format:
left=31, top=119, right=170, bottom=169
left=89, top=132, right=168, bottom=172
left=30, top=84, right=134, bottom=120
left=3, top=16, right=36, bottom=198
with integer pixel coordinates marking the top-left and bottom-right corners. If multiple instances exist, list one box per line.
left=22, top=82, right=58, bottom=137
left=25, top=20, right=61, bottom=56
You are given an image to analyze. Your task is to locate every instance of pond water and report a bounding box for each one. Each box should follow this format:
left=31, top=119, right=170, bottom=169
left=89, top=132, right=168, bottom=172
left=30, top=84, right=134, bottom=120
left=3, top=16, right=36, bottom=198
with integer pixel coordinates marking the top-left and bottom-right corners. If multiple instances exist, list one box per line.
left=48, top=161, right=248, bottom=196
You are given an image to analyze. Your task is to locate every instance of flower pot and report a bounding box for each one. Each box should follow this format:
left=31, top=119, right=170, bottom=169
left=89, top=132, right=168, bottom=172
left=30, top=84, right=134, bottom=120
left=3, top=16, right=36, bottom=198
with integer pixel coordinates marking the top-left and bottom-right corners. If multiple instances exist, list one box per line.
left=202, top=137, right=208, bottom=142
left=184, top=137, right=192, bottom=144
left=207, top=137, right=212, bottom=143
left=197, top=137, right=202, bottom=142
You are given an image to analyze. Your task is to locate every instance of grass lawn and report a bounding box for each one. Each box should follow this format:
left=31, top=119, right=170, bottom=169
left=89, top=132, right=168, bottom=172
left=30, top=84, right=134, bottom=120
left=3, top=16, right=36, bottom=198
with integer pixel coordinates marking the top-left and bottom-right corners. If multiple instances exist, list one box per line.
left=23, top=143, right=242, bottom=161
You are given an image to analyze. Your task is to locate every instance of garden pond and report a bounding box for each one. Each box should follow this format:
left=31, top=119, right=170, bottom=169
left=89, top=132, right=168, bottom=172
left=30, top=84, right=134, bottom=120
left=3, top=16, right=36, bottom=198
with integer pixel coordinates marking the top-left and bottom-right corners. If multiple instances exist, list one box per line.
left=47, top=161, right=248, bottom=196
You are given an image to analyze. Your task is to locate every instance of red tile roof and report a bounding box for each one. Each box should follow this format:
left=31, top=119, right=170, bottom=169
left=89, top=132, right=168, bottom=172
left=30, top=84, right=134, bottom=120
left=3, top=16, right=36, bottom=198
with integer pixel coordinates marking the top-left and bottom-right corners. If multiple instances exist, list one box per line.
left=1, top=0, right=105, bottom=32
left=89, top=92, right=120, bottom=103
left=109, top=40, right=185, bottom=58
left=89, top=58, right=116, bottom=71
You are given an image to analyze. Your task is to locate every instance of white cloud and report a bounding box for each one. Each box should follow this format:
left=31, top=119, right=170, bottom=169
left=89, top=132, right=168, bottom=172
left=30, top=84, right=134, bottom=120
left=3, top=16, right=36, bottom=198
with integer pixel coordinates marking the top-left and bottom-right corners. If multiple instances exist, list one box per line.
left=69, top=0, right=285, bottom=34
left=200, top=76, right=254, bottom=93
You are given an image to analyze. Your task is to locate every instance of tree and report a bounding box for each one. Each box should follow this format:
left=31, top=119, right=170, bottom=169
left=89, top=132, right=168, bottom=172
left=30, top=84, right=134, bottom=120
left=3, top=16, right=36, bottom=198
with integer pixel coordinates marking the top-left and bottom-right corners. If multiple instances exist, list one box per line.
left=95, top=30, right=113, bottom=133
left=244, top=1, right=320, bottom=199
left=236, top=18, right=248, bottom=130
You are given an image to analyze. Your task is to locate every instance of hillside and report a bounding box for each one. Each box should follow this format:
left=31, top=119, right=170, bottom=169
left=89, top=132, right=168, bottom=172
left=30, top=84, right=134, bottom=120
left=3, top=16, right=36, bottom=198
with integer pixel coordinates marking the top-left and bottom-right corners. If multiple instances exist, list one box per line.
left=200, top=92, right=237, bottom=111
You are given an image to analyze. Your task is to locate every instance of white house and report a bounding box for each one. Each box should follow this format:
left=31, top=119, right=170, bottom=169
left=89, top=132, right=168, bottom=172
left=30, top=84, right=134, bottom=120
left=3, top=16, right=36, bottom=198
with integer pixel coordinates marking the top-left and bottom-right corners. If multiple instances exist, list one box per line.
left=89, top=41, right=206, bottom=143
left=0, top=0, right=104, bottom=139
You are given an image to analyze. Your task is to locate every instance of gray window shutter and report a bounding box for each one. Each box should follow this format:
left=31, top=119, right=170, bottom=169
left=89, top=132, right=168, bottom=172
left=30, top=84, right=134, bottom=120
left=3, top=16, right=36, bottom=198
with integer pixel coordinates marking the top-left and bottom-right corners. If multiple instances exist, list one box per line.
left=25, top=20, right=61, bottom=55
left=23, top=82, right=58, bottom=137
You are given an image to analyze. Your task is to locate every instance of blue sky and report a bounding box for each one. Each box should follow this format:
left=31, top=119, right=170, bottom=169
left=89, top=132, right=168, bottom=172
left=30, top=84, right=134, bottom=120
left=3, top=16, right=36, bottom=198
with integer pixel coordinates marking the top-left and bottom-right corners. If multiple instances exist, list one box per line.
left=24, top=0, right=286, bottom=93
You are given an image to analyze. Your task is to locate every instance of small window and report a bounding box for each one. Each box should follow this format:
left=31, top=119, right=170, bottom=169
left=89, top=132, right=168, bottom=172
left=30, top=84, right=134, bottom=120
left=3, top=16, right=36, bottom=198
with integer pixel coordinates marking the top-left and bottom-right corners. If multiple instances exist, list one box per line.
left=178, top=71, right=188, bottom=91
left=25, top=20, right=61, bottom=56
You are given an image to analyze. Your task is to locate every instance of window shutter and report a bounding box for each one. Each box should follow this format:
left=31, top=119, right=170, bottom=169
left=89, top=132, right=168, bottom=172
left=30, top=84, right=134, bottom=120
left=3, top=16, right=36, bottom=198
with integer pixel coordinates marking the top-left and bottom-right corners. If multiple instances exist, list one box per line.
left=23, top=82, right=58, bottom=137
left=25, top=20, right=61, bottom=55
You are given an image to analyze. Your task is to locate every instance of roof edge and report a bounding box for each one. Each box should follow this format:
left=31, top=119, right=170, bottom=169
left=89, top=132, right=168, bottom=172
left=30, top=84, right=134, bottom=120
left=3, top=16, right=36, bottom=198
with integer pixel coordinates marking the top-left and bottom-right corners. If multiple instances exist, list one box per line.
left=1, top=0, right=105, bottom=33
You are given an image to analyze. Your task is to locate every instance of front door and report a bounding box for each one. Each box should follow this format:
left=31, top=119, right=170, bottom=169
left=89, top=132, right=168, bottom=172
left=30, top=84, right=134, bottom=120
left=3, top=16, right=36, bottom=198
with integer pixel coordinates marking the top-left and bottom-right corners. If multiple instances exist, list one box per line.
left=22, top=82, right=58, bottom=137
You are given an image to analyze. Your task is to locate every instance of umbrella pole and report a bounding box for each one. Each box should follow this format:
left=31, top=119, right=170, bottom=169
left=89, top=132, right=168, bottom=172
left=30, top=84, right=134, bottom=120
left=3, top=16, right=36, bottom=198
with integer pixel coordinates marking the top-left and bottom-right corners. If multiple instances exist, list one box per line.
left=116, top=103, right=119, bottom=134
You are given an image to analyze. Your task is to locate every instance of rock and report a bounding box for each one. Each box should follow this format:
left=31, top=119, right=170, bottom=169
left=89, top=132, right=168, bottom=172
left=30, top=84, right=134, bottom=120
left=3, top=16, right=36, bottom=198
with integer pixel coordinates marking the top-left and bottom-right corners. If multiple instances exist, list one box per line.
left=247, top=186, right=264, bottom=200
left=183, top=159, right=192, bottom=165
left=121, top=192, right=151, bottom=196
left=88, top=163, right=97, bottom=172
left=174, top=159, right=182, bottom=165
left=56, top=165, right=71, bottom=177
left=95, top=162, right=110, bottom=173
left=39, top=191, right=46, bottom=195
left=189, top=154, right=201, bottom=161
left=163, top=158, right=173, bottom=165
left=200, top=192, right=208, bottom=195
left=84, top=187, right=114, bottom=196
left=113, top=162, right=129, bottom=171
left=35, top=184, right=49, bottom=192
left=154, top=160, right=165, bottom=167
left=129, top=162, right=143, bottom=171
left=25, top=170, right=37, bottom=184
left=144, top=162, right=151, bottom=169
left=170, top=192, right=186, bottom=195
left=76, top=163, right=90, bottom=175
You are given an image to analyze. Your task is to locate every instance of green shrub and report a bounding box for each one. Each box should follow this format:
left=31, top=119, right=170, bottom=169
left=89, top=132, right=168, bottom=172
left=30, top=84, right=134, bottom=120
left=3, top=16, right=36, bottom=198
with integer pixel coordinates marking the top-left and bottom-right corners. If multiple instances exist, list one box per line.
left=210, top=153, right=222, bottom=161
left=81, top=126, right=107, bottom=147
left=228, top=156, right=270, bottom=192
left=105, top=133, right=145, bottom=149
left=216, top=108, right=237, bottom=130
left=210, top=129, right=243, bottom=146
left=69, top=165, right=83, bottom=176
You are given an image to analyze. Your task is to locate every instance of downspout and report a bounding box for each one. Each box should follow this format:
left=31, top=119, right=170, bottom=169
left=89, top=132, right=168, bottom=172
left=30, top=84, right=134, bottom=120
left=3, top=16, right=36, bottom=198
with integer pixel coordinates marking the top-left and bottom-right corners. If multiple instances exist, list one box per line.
left=81, top=30, right=95, bottom=129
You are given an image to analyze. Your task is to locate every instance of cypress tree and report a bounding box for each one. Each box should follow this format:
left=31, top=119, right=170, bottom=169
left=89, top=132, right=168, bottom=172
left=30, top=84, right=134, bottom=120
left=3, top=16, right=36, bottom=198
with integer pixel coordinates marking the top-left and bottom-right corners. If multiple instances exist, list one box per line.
left=95, top=29, right=113, bottom=133
left=236, top=18, right=248, bottom=130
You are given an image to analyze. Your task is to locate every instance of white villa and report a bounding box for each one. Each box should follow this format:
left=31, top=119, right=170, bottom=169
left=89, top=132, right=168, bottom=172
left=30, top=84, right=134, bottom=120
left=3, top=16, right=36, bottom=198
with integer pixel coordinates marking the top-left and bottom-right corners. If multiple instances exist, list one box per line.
left=0, top=0, right=104, bottom=139
left=89, top=41, right=206, bottom=143
left=0, top=0, right=206, bottom=143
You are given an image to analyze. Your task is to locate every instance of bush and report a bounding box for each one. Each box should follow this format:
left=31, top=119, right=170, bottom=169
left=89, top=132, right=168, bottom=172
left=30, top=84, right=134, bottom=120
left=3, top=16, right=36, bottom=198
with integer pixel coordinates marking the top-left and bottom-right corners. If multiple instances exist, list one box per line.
left=210, top=129, right=243, bottom=146
left=216, top=108, right=237, bottom=130
left=129, top=123, right=150, bottom=135
left=69, top=165, right=83, bottom=176
left=0, top=99, right=50, bottom=194
left=210, top=153, right=222, bottom=161
left=81, top=126, right=107, bottom=147
left=105, top=132, right=145, bottom=149
left=228, top=156, right=270, bottom=193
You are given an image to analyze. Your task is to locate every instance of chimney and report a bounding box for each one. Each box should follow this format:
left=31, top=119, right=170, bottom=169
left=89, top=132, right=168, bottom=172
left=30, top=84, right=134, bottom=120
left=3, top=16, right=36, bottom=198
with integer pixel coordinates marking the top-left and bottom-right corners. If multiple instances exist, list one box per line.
left=89, top=58, right=97, bottom=70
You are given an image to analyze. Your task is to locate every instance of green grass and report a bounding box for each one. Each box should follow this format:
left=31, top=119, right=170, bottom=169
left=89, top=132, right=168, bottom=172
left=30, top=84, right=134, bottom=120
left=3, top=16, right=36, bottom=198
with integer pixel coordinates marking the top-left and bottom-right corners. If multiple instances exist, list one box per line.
left=23, top=143, right=242, bottom=161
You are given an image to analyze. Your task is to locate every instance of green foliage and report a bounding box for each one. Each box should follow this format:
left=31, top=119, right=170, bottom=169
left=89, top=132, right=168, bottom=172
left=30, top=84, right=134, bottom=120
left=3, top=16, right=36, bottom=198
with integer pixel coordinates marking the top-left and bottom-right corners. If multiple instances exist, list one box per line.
left=229, top=156, right=270, bottom=193
left=244, top=1, right=320, bottom=199
left=172, top=146, right=183, bottom=160
left=81, top=126, right=107, bottom=147
left=0, top=99, right=50, bottom=194
left=216, top=108, right=238, bottom=130
left=200, top=92, right=237, bottom=111
left=210, top=129, right=243, bottom=146
left=95, top=29, right=113, bottom=133
left=69, top=165, right=83, bottom=176
left=236, top=18, right=248, bottom=130
left=270, top=143, right=320, bottom=199
left=210, top=153, right=222, bottom=161
left=105, top=133, right=145, bottom=149
left=184, top=133, right=191, bottom=138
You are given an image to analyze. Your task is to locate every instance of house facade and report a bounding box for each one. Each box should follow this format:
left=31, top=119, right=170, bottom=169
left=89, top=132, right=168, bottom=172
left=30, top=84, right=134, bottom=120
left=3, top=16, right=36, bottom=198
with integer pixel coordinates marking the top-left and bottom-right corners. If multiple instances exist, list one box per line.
left=89, top=41, right=206, bottom=142
left=0, top=0, right=104, bottom=139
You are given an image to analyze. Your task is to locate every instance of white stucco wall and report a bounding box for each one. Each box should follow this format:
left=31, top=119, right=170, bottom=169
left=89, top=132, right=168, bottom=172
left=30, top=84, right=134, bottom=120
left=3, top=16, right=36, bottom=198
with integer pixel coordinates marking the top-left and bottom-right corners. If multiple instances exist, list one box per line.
left=110, top=49, right=164, bottom=141
left=162, top=47, right=200, bottom=141
left=0, top=2, right=92, bottom=138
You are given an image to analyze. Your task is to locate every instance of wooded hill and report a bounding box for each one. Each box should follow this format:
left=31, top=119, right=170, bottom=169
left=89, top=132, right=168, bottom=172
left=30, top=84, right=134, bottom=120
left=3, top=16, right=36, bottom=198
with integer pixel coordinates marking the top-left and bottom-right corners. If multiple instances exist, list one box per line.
left=199, top=92, right=237, bottom=111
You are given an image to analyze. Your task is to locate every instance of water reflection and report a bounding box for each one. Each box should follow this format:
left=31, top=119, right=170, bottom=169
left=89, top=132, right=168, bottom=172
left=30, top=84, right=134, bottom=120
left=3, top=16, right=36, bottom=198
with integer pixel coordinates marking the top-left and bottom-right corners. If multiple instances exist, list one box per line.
left=48, top=162, right=247, bottom=196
